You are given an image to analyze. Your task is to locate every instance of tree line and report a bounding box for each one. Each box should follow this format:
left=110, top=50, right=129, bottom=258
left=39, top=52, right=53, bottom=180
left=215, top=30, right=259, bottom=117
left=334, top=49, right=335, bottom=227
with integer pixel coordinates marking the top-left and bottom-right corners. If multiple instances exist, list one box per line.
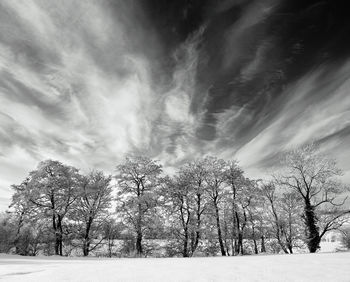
left=1, top=144, right=349, bottom=257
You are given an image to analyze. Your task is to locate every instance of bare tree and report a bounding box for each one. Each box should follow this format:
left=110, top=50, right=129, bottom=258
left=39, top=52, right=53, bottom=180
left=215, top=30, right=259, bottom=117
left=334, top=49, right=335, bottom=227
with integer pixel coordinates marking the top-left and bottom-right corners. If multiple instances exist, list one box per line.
left=204, top=157, right=228, bottom=256
left=72, top=171, right=112, bottom=256
left=181, top=159, right=208, bottom=255
left=16, top=160, right=81, bottom=256
left=115, top=155, right=162, bottom=256
left=280, top=191, right=304, bottom=253
left=103, top=218, right=122, bottom=257
left=10, top=179, right=33, bottom=254
left=279, top=144, right=350, bottom=252
left=261, top=182, right=303, bottom=254
left=224, top=161, right=250, bottom=255
left=162, top=174, right=194, bottom=257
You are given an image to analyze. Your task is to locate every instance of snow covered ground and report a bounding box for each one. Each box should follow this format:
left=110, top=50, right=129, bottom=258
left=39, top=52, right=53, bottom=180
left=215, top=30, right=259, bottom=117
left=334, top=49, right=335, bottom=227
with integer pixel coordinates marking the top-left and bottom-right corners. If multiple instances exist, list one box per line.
left=0, top=252, right=349, bottom=282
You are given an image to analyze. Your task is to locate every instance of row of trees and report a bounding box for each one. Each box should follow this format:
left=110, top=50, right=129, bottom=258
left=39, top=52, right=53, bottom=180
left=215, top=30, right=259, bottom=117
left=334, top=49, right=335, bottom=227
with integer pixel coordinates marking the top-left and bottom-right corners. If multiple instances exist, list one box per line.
left=1, top=144, right=349, bottom=257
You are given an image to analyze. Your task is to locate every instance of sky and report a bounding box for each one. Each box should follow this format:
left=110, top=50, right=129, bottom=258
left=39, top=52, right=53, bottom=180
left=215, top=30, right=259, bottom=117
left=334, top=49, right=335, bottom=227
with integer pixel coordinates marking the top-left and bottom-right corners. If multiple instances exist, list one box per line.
left=1, top=0, right=350, bottom=210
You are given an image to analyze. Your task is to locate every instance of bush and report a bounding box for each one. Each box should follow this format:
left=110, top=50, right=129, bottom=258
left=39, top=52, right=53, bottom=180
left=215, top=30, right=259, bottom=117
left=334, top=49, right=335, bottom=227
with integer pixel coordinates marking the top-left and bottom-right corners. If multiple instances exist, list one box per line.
left=0, top=213, right=16, bottom=253
left=340, top=228, right=350, bottom=249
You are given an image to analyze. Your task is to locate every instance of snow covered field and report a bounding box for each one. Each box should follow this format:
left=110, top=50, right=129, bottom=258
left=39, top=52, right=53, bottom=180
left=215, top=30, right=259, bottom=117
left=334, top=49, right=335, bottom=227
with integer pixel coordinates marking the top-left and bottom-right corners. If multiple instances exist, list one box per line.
left=0, top=252, right=350, bottom=282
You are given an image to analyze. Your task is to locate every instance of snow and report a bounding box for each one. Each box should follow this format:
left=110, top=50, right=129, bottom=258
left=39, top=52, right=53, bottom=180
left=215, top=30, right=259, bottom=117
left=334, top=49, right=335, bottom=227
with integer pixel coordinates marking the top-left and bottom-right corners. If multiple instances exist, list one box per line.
left=0, top=252, right=350, bottom=282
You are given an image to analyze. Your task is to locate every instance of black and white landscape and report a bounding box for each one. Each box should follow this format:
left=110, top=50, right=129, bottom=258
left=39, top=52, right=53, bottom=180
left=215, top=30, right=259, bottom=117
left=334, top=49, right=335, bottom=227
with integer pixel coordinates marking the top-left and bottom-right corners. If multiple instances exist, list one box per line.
left=0, top=0, right=350, bottom=281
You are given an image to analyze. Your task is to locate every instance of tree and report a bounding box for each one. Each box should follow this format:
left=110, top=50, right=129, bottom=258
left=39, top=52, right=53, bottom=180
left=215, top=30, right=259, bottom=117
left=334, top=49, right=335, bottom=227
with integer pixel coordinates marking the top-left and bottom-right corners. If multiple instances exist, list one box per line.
left=162, top=172, right=197, bottom=257
left=181, top=159, right=208, bottom=255
left=20, top=160, right=81, bottom=256
left=72, top=171, right=112, bottom=256
left=224, top=161, right=249, bottom=255
left=10, top=179, right=33, bottom=254
left=204, top=157, right=228, bottom=256
left=261, top=182, right=303, bottom=254
left=340, top=225, right=350, bottom=249
left=7, top=181, right=48, bottom=256
left=246, top=193, right=266, bottom=255
left=279, top=144, right=350, bottom=253
left=115, top=155, right=162, bottom=256
left=0, top=212, right=16, bottom=253
left=103, top=218, right=123, bottom=257
left=279, top=191, right=304, bottom=253
left=234, top=178, right=257, bottom=255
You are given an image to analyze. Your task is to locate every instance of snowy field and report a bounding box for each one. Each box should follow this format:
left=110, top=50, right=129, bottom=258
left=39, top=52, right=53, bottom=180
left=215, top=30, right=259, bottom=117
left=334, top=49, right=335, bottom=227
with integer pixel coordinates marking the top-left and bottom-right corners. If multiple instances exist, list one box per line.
left=0, top=252, right=350, bottom=282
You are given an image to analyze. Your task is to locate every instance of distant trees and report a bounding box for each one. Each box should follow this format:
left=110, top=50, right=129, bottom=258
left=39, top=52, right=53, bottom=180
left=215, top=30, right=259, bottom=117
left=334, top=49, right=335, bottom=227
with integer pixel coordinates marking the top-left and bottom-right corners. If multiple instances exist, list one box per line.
left=9, top=179, right=33, bottom=254
left=2, top=144, right=349, bottom=257
left=261, top=182, right=303, bottom=254
left=103, top=218, right=122, bottom=257
left=340, top=226, right=350, bottom=249
left=0, top=213, right=16, bottom=253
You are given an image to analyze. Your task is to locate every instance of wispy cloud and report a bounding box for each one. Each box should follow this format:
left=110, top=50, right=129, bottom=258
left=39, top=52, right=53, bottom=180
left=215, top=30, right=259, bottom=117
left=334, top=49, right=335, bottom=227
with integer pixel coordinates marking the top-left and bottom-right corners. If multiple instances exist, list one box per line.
left=0, top=1, right=161, bottom=205
left=234, top=62, right=350, bottom=178
left=0, top=0, right=350, bottom=210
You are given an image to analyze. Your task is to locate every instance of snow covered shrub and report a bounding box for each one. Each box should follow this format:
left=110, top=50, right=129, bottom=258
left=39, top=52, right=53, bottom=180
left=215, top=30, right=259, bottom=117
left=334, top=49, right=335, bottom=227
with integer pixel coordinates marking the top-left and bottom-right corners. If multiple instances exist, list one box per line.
left=0, top=213, right=15, bottom=253
left=340, top=228, right=350, bottom=249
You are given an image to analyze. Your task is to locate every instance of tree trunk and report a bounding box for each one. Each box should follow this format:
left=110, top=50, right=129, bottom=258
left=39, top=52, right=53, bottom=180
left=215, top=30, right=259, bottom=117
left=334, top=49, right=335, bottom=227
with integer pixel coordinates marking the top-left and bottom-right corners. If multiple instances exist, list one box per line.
left=223, top=220, right=230, bottom=256
left=59, top=238, right=63, bottom=256
left=14, top=211, right=25, bottom=254
left=108, top=239, right=112, bottom=257
left=83, top=241, right=90, bottom=256
left=251, top=224, right=258, bottom=254
left=83, top=217, right=93, bottom=256
left=234, top=211, right=240, bottom=255
left=230, top=239, right=235, bottom=256
left=183, top=229, right=189, bottom=257
left=237, top=232, right=243, bottom=255
left=54, top=237, right=60, bottom=255
left=277, top=233, right=289, bottom=254
left=180, top=203, right=190, bottom=257
left=136, top=199, right=143, bottom=256
left=253, top=238, right=258, bottom=254
left=260, top=235, right=266, bottom=253
left=136, top=231, right=143, bottom=256
left=52, top=213, right=60, bottom=256
left=214, top=202, right=226, bottom=256
left=57, top=217, right=63, bottom=256
left=304, top=200, right=320, bottom=253
left=233, top=238, right=238, bottom=255
left=192, top=193, right=202, bottom=254
left=52, top=214, right=64, bottom=256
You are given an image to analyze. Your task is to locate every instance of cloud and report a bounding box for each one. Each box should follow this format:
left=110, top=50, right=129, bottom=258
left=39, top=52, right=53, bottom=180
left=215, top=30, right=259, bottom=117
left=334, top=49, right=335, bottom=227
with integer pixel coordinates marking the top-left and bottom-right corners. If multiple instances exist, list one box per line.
left=233, top=62, right=350, bottom=178
left=1, top=0, right=350, bottom=211
left=0, top=0, right=162, bottom=209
